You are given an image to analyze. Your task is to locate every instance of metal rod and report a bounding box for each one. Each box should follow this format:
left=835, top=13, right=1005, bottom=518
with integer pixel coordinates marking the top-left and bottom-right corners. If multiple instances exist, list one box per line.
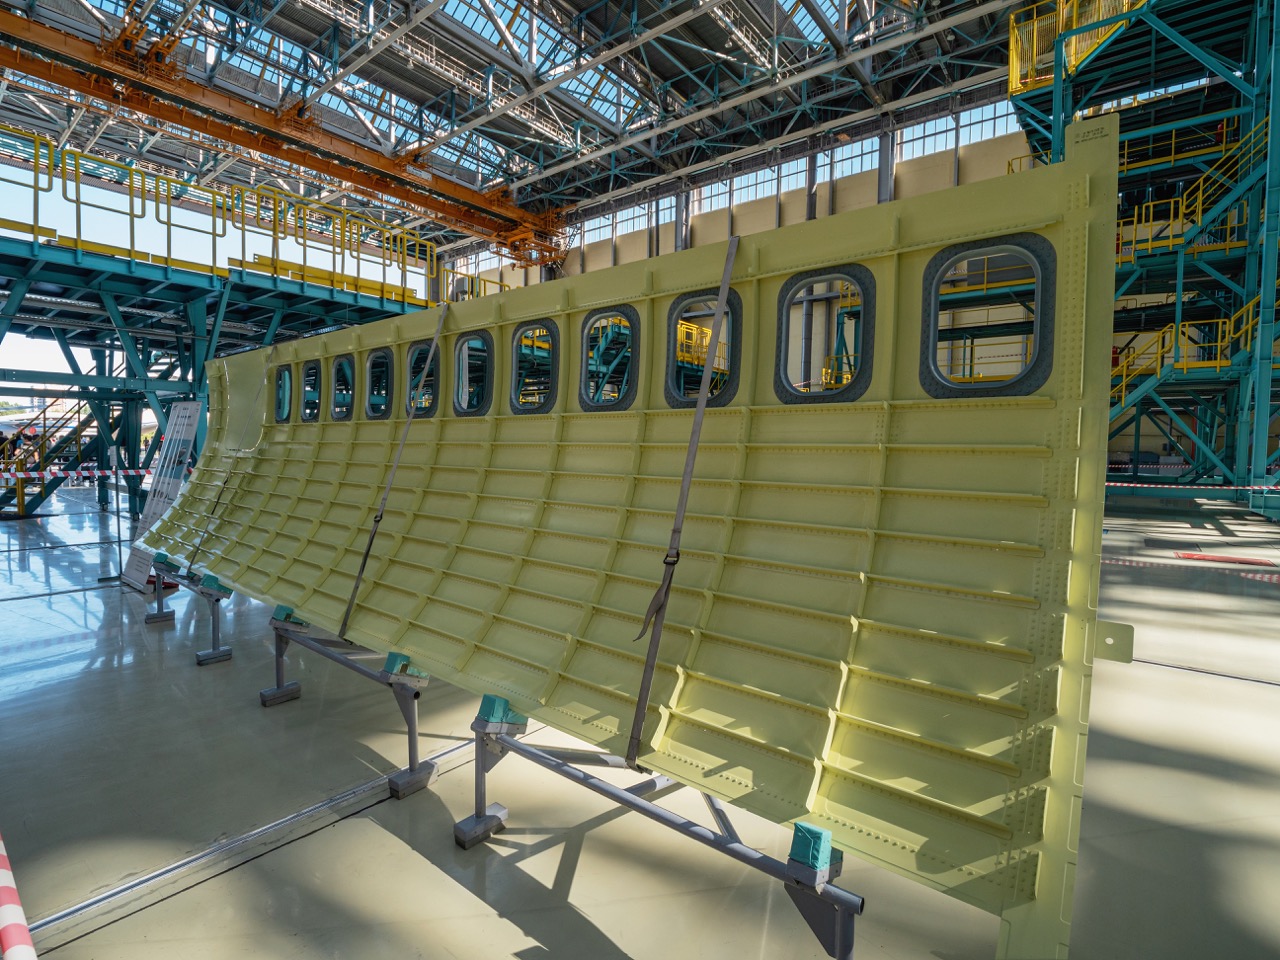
left=474, top=732, right=488, bottom=819
left=274, top=626, right=384, bottom=684
left=702, top=793, right=741, bottom=844
left=496, top=735, right=864, bottom=915
left=274, top=634, right=286, bottom=690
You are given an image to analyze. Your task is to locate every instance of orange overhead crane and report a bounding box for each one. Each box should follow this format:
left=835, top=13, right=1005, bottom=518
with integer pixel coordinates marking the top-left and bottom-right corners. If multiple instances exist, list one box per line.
left=0, top=9, right=563, bottom=265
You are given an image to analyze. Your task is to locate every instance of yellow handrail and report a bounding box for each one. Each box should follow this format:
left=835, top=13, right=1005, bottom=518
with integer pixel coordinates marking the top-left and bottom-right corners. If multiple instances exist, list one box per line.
left=1009, top=0, right=1149, bottom=96
left=1111, top=283, right=1280, bottom=406
left=0, top=121, right=505, bottom=304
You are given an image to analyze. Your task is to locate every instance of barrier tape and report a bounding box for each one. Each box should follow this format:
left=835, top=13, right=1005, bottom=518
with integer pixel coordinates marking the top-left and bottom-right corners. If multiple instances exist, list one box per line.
left=1106, top=481, right=1280, bottom=491
left=1102, top=555, right=1280, bottom=584
left=0, top=469, right=150, bottom=480
left=1107, top=462, right=1191, bottom=471
left=0, top=834, right=36, bottom=960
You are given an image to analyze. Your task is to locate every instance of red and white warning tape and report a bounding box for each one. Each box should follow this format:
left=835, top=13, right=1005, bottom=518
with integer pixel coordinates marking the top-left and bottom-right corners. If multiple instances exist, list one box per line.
left=1102, top=556, right=1280, bottom=584
left=0, top=833, right=36, bottom=960
left=1105, top=482, right=1280, bottom=491
left=0, top=469, right=150, bottom=480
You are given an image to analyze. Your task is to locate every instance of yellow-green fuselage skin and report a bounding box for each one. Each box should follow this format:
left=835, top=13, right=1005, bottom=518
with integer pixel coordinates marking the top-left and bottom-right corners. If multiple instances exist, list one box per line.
left=144, top=116, right=1119, bottom=959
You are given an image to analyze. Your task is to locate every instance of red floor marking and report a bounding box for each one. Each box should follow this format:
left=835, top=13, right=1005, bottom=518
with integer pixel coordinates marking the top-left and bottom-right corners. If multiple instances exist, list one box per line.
left=1173, top=552, right=1277, bottom=567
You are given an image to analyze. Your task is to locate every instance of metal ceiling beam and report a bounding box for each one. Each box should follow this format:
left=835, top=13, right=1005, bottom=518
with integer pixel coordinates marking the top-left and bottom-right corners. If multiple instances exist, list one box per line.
left=406, top=0, right=735, bottom=158
left=302, top=0, right=449, bottom=107
left=0, top=8, right=561, bottom=257
left=510, top=0, right=1011, bottom=189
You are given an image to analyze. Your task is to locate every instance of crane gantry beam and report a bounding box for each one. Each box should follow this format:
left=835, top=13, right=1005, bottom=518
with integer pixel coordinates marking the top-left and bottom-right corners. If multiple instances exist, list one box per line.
left=0, top=8, right=563, bottom=263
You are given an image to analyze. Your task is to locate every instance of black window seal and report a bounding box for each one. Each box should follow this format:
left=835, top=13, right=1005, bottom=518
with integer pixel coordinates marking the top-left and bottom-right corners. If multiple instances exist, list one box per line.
left=365, top=347, right=394, bottom=421
left=510, top=320, right=559, bottom=415
left=404, top=339, right=440, bottom=419
left=453, top=330, right=495, bottom=417
left=918, top=233, right=1055, bottom=399
left=331, top=353, right=355, bottom=422
left=665, top=288, right=742, bottom=409
left=773, top=265, right=876, bottom=404
left=580, top=304, right=641, bottom=412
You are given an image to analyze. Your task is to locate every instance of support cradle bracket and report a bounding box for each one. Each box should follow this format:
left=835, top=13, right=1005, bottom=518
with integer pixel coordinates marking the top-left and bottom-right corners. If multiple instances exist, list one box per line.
left=453, top=695, right=865, bottom=959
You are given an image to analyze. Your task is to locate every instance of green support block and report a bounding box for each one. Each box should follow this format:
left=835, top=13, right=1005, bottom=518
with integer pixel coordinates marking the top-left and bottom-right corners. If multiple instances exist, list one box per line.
left=384, top=652, right=411, bottom=674
left=200, top=573, right=230, bottom=594
left=272, top=604, right=307, bottom=625
left=477, top=694, right=527, bottom=725
left=789, top=822, right=832, bottom=871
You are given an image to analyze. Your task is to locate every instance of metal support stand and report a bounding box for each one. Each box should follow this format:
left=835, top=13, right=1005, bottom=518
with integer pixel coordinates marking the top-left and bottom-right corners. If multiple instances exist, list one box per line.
left=454, top=696, right=865, bottom=958
left=193, top=577, right=233, bottom=665
left=453, top=695, right=529, bottom=849
left=260, top=610, right=438, bottom=798
left=143, top=555, right=176, bottom=624
left=143, top=553, right=233, bottom=664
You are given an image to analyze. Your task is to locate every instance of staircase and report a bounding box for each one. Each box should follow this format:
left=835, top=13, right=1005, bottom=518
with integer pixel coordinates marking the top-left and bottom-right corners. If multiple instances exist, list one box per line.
left=1112, top=284, right=1280, bottom=418
left=0, top=357, right=177, bottom=516
left=1117, top=117, right=1267, bottom=265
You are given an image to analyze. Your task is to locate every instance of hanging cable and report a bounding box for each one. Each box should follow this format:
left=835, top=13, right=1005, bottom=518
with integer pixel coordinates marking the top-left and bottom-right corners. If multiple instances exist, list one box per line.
left=626, top=236, right=739, bottom=769
left=339, top=303, right=449, bottom=639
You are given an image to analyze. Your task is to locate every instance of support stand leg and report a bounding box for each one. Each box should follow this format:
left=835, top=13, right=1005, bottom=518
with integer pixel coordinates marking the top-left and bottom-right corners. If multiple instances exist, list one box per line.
left=196, top=597, right=232, bottom=665
left=387, top=682, right=438, bottom=799
left=260, top=629, right=302, bottom=706
left=453, top=695, right=527, bottom=848
left=144, top=560, right=175, bottom=624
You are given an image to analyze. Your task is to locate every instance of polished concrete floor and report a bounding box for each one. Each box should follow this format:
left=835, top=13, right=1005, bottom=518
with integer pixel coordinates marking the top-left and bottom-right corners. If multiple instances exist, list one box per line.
left=1, top=487, right=1278, bottom=959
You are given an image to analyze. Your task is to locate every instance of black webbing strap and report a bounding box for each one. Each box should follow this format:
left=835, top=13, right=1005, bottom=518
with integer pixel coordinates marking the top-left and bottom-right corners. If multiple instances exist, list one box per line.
left=625, top=236, right=740, bottom=769
left=339, top=303, right=449, bottom=639
left=186, top=343, right=278, bottom=578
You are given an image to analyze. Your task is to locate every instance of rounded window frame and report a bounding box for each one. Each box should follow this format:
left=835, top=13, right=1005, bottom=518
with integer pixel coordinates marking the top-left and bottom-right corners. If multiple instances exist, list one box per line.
left=664, top=288, right=742, bottom=409
left=404, top=339, right=441, bottom=419
left=365, top=347, right=394, bottom=421
left=510, top=320, right=559, bottom=415
left=273, top=364, right=292, bottom=422
left=331, top=354, right=355, bottom=422
left=579, top=304, right=641, bottom=412
left=919, top=233, right=1056, bottom=399
left=453, top=330, right=495, bottom=417
left=300, top=359, right=321, bottom=423
left=773, top=264, right=877, bottom=404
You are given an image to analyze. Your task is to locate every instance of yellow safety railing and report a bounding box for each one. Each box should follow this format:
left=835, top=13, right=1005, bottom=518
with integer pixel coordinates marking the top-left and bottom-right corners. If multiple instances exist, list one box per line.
left=821, top=355, right=855, bottom=388
left=1009, top=0, right=1148, bottom=96
left=936, top=331, right=1032, bottom=384
left=1115, top=117, right=1265, bottom=265
left=1110, top=283, right=1280, bottom=406
left=0, top=122, right=506, bottom=304
left=676, top=319, right=729, bottom=373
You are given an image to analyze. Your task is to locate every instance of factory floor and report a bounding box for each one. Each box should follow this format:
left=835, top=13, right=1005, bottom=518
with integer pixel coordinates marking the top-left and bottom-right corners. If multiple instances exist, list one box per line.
left=1, top=487, right=1278, bottom=960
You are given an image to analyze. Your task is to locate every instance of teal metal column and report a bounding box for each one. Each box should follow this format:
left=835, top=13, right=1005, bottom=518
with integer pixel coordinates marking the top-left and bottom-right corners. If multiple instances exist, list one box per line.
left=1250, top=0, right=1280, bottom=504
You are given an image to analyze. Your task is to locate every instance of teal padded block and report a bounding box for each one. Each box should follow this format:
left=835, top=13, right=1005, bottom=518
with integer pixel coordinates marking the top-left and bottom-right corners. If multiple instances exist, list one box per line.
left=384, top=652, right=411, bottom=674
left=789, top=822, right=832, bottom=871
left=477, top=694, right=528, bottom=725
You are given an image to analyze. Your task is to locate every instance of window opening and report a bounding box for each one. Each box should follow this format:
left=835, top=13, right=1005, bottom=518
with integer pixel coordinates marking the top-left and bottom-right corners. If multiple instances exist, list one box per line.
left=934, top=249, right=1039, bottom=386
left=668, top=291, right=738, bottom=407
left=332, top=355, right=354, bottom=421
left=300, top=361, right=321, bottom=422
left=583, top=311, right=635, bottom=407
left=513, top=323, right=557, bottom=413
left=782, top=277, right=864, bottom=394
left=455, top=333, right=492, bottom=415
left=274, top=365, right=292, bottom=422
left=406, top=341, right=439, bottom=417
left=366, top=349, right=393, bottom=419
